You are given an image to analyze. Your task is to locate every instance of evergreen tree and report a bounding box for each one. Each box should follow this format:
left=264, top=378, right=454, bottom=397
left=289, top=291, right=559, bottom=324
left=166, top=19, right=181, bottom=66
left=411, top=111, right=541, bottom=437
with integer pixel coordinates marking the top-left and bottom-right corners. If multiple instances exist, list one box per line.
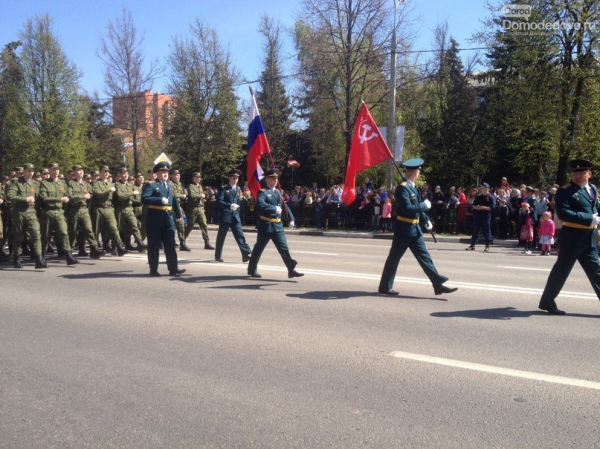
left=256, top=15, right=292, bottom=171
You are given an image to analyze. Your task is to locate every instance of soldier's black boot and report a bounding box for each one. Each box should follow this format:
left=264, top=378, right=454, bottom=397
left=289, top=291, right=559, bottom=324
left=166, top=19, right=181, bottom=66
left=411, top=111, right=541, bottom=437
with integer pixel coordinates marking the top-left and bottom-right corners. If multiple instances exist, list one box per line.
left=22, top=242, right=31, bottom=256
left=179, top=241, right=191, bottom=251
left=34, top=255, right=48, bottom=269
left=78, top=246, right=89, bottom=257
left=66, top=251, right=80, bottom=265
left=204, top=240, right=215, bottom=250
left=90, top=246, right=104, bottom=259
left=125, top=240, right=136, bottom=251
left=13, top=254, right=23, bottom=269
left=116, top=243, right=128, bottom=257
left=135, top=239, right=147, bottom=252
left=47, top=241, right=56, bottom=254
left=0, top=248, right=8, bottom=263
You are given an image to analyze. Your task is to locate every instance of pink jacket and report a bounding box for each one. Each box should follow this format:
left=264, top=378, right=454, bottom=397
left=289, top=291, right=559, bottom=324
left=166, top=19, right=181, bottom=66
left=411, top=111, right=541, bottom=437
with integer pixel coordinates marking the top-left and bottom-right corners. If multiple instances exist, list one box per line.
left=539, top=219, right=555, bottom=237
left=382, top=203, right=392, bottom=218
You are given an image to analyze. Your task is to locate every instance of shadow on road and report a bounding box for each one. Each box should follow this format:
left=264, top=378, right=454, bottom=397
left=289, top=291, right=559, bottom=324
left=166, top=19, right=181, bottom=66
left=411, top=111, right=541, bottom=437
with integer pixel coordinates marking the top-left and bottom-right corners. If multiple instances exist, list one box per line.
left=431, top=306, right=600, bottom=320
left=60, top=270, right=150, bottom=279
left=287, top=290, right=369, bottom=300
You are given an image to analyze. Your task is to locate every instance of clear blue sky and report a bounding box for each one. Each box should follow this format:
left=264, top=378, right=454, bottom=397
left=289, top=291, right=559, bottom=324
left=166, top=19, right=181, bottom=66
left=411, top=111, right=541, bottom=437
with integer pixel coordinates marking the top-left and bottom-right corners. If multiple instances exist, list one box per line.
left=0, top=0, right=492, bottom=101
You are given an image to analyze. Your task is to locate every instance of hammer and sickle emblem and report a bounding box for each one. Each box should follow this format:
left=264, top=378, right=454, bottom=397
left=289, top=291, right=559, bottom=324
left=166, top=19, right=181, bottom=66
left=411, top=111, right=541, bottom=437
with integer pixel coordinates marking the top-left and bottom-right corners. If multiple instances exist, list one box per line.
left=358, top=120, right=379, bottom=144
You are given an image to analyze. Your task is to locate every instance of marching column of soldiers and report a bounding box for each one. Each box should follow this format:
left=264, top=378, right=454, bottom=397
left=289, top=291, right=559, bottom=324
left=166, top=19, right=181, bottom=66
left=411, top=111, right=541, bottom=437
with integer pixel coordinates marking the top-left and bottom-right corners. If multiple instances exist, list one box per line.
left=0, top=163, right=213, bottom=269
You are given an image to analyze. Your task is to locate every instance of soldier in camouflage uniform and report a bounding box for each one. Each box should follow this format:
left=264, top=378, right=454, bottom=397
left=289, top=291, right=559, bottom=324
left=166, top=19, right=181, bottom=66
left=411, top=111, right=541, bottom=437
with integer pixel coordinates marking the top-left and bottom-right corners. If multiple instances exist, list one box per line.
left=184, top=172, right=214, bottom=250
left=133, top=172, right=144, bottom=239
left=5, top=163, right=47, bottom=269
left=170, top=169, right=191, bottom=251
left=114, top=167, right=147, bottom=252
left=91, top=165, right=128, bottom=256
left=38, top=163, right=80, bottom=265
left=67, top=165, right=104, bottom=259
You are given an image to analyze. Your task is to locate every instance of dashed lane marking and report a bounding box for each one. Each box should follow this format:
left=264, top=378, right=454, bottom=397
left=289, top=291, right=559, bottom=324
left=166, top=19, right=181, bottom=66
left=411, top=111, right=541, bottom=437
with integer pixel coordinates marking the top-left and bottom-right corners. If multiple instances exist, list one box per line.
left=390, top=350, right=600, bottom=391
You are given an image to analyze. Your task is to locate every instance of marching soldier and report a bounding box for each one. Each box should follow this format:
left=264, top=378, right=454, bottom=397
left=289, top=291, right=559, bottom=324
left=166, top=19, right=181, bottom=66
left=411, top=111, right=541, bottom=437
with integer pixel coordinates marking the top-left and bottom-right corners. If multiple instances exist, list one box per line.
left=114, top=167, right=147, bottom=252
left=378, top=158, right=458, bottom=296
left=538, top=159, right=600, bottom=315
left=38, top=163, right=79, bottom=265
left=91, top=165, right=128, bottom=256
left=214, top=169, right=252, bottom=263
left=247, top=169, right=303, bottom=279
left=170, top=169, right=191, bottom=251
left=67, top=165, right=104, bottom=259
left=142, top=161, right=186, bottom=276
left=133, top=172, right=144, bottom=237
left=5, top=163, right=47, bottom=268
left=184, top=172, right=214, bottom=250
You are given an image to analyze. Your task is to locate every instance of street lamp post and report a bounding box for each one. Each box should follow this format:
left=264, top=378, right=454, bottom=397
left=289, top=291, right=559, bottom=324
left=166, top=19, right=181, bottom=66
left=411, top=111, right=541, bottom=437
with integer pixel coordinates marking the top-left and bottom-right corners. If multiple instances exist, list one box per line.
left=387, top=0, right=405, bottom=191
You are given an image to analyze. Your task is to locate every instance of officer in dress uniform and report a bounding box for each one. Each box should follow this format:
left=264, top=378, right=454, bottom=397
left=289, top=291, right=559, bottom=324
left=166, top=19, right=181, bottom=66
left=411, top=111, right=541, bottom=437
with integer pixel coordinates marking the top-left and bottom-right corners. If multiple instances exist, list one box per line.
left=378, top=158, right=458, bottom=296
left=141, top=161, right=186, bottom=277
left=465, top=182, right=496, bottom=252
left=538, top=159, right=600, bottom=315
left=247, top=168, right=304, bottom=279
left=214, top=169, right=252, bottom=263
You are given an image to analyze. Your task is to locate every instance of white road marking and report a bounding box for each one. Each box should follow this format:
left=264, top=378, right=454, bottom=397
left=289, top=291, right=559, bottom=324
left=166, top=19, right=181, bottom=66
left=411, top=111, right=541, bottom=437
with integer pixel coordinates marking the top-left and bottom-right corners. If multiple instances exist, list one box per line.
left=390, top=350, right=600, bottom=391
left=500, top=266, right=551, bottom=272
left=295, top=251, right=339, bottom=256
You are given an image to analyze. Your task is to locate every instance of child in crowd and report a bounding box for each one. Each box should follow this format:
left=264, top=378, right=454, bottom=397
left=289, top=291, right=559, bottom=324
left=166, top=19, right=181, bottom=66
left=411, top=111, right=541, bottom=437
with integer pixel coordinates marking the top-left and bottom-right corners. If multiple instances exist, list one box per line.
left=519, top=202, right=535, bottom=254
left=538, top=211, right=555, bottom=256
left=446, top=192, right=458, bottom=234
left=381, top=197, right=392, bottom=232
left=371, top=196, right=382, bottom=231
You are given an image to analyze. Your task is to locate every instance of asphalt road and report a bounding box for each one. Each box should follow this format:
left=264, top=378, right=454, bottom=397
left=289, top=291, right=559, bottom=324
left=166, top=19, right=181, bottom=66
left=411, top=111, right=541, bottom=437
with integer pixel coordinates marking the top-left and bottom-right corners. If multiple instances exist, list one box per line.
left=1, top=231, right=599, bottom=448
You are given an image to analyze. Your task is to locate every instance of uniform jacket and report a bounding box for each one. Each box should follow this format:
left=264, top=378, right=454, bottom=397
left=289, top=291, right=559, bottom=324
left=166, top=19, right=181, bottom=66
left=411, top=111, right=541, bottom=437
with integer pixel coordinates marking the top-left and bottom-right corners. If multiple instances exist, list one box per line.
left=39, top=178, right=69, bottom=211
left=217, top=184, right=242, bottom=224
left=393, top=179, right=429, bottom=237
left=555, top=182, right=599, bottom=249
left=91, top=180, right=116, bottom=207
left=68, top=180, right=92, bottom=208
left=187, top=183, right=206, bottom=211
left=114, top=180, right=138, bottom=209
left=256, top=188, right=285, bottom=233
left=6, top=177, right=40, bottom=212
left=142, top=181, right=182, bottom=226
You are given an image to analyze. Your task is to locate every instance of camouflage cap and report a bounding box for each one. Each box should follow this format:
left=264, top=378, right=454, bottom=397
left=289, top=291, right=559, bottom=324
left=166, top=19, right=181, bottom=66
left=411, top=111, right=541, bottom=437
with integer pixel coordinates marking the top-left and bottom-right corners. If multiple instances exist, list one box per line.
left=41, top=168, right=50, bottom=174
left=22, top=163, right=34, bottom=170
left=73, top=165, right=84, bottom=171
left=118, top=167, right=129, bottom=174
left=47, top=162, right=59, bottom=169
left=91, top=170, right=99, bottom=176
left=192, top=172, right=202, bottom=178
left=171, top=169, right=180, bottom=175
left=99, top=165, right=110, bottom=172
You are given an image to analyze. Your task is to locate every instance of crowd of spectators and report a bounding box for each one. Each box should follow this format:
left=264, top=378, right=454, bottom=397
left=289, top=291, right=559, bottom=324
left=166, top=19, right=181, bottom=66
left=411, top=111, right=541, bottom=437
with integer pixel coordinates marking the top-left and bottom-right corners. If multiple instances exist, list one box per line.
left=196, top=177, right=580, bottom=246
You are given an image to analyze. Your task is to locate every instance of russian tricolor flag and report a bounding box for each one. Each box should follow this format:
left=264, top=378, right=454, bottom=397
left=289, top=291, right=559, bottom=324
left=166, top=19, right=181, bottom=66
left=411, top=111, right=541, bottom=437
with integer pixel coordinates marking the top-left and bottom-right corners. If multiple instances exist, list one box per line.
left=247, top=88, right=271, bottom=199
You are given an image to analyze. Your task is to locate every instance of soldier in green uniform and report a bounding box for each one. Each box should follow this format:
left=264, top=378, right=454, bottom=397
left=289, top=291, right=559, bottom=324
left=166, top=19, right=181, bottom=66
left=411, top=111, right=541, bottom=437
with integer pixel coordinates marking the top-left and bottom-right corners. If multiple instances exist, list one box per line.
left=538, top=159, right=600, bottom=315
left=247, top=169, right=303, bottom=278
left=133, top=172, right=144, bottom=238
left=39, top=163, right=79, bottom=265
left=5, top=163, right=47, bottom=268
left=170, top=169, right=191, bottom=251
left=114, top=167, right=147, bottom=252
left=4, top=167, right=22, bottom=259
left=378, top=158, right=458, bottom=296
left=91, top=165, right=128, bottom=256
left=184, top=172, right=214, bottom=250
left=67, top=165, right=104, bottom=259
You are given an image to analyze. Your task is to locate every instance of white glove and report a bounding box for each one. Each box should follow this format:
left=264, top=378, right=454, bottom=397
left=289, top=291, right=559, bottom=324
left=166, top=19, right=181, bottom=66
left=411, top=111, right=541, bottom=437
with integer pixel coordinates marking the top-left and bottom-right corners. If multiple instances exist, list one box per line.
left=110, top=187, right=116, bottom=192
left=161, top=197, right=168, bottom=205
left=275, top=206, right=282, bottom=214
left=231, top=203, right=240, bottom=210
left=290, top=221, right=295, bottom=228
left=593, top=213, right=600, bottom=225
left=133, top=190, right=140, bottom=195
left=425, top=220, right=433, bottom=231
left=423, top=199, right=431, bottom=210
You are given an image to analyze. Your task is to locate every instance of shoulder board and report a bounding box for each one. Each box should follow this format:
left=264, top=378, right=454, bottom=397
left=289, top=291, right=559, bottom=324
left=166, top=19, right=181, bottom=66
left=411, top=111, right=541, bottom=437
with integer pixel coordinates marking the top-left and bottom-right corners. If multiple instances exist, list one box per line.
left=561, top=183, right=571, bottom=189
left=400, top=181, right=407, bottom=187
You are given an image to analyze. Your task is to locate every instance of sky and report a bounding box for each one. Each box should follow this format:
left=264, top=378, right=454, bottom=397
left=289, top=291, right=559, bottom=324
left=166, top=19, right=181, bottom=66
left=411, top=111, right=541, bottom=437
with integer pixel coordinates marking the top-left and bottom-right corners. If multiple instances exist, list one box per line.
left=0, top=0, right=493, bottom=102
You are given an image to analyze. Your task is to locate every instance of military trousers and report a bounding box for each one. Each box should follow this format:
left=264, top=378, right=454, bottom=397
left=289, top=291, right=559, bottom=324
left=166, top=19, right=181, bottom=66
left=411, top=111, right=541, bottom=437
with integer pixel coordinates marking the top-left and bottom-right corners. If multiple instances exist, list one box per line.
left=214, top=221, right=251, bottom=260
left=68, top=206, right=98, bottom=248
left=146, top=210, right=178, bottom=273
left=176, top=211, right=186, bottom=243
left=539, top=244, right=600, bottom=309
left=247, top=229, right=296, bottom=275
left=117, top=207, right=143, bottom=243
left=11, top=208, right=42, bottom=256
left=185, top=207, right=209, bottom=242
left=41, top=209, right=71, bottom=253
left=379, top=232, right=448, bottom=292
left=93, top=206, right=123, bottom=246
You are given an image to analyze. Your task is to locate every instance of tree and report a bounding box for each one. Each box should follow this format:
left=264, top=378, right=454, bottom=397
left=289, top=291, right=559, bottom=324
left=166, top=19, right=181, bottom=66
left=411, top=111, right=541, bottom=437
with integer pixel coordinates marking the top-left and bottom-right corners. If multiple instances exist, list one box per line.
left=82, top=95, right=125, bottom=170
left=98, top=8, right=161, bottom=174
left=166, top=20, right=243, bottom=185
left=256, top=15, right=292, bottom=170
left=295, top=0, right=391, bottom=174
left=417, top=25, right=483, bottom=188
left=0, top=41, right=30, bottom=174
left=19, top=14, right=86, bottom=168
